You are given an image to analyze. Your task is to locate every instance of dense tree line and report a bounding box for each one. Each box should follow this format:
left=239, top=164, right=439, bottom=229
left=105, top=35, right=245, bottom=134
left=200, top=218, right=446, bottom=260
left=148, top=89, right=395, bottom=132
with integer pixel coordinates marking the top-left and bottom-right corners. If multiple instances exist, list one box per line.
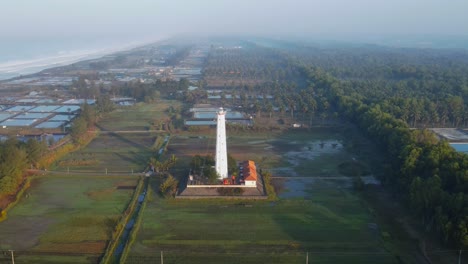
left=69, top=96, right=114, bottom=144
left=203, top=44, right=465, bottom=241
left=0, top=138, right=47, bottom=197
left=203, top=41, right=468, bottom=246
left=0, top=95, right=114, bottom=201
left=203, top=44, right=301, bottom=82
left=300, top=66, right=468, bottom=247
left=109, top=78, right=189, bottom=102
left=72, top=77, right=187, bottom=103
left=285, top=44, right=468, bottom=128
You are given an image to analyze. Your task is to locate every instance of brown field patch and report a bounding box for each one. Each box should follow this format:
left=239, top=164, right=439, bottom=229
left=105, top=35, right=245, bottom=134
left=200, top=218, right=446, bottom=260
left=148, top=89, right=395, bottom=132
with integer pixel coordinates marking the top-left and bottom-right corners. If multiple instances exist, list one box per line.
left=34, top=240, right=107, bottom=254
left=117, top=185, right=136, bottom=190
left=58, top=159, right=99, bottom=167
left=0, top=216, right=55, bottom=250
left=86, top=188, right=115, bottom=200
left=0, top=194, right=15, bottom=209
left=115, top=179, right=139, bottom=186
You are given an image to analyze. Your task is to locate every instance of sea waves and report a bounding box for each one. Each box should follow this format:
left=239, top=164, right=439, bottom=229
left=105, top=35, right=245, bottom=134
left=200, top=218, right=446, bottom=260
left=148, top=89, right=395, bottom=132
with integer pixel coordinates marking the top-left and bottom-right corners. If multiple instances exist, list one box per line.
left=0, top=40, right=152, bottom=81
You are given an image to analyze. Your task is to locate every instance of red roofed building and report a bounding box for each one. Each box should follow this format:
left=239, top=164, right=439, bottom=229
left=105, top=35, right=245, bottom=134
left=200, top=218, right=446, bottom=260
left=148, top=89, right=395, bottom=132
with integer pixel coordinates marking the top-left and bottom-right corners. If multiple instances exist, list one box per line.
left=242, top=160, right=257, bottom=187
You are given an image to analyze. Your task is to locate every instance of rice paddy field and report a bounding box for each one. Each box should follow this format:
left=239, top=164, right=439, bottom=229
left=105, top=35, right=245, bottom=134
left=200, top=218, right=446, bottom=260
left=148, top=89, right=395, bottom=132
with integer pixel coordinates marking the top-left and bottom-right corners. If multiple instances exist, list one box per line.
left=126, top=183, right=397, bottom=264
left=0, top=175, right=139, bottom=264
left=0, top=102, right=175, bottom=263
left=125, top=128, right=421, bottom=263
left=53, top=102, right=177, bottom=173
left=165, top=127, right=376, bottom=179
left=0, top=102, right=435, bottom=263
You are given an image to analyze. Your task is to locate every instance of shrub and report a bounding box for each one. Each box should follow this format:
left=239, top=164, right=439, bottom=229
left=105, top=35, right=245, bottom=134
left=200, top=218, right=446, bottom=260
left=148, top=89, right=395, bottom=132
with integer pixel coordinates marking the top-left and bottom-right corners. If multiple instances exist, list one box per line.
left=159, top=175, right=178, bottom=197
left=262, top=171, right=277, bottom=200
left=0, top=209, right=6, bottom=221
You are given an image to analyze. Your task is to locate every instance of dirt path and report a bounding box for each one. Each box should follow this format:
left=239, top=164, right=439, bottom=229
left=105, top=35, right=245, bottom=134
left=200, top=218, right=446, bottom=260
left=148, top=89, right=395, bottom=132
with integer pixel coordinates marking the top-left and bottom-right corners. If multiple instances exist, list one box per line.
left=27, top=169, right=142, bottom=177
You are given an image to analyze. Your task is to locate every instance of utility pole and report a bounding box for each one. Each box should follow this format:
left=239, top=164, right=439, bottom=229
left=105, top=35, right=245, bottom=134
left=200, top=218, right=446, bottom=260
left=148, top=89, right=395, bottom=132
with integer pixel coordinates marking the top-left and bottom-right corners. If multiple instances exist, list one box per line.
left=306, top=252, right=308, bottom=264
left=459, top=249, right=462, bottom=264
left=8, top=250, right=15, bottom=264
left=161, top=251, right=164, bottom=264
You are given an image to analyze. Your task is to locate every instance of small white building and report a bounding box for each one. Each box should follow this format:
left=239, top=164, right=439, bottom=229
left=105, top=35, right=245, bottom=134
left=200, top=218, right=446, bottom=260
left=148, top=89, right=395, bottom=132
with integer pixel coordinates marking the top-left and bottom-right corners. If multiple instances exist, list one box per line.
left=244, top=175, right=257, bottom=187
left=242, top=160, right=257, bottom=188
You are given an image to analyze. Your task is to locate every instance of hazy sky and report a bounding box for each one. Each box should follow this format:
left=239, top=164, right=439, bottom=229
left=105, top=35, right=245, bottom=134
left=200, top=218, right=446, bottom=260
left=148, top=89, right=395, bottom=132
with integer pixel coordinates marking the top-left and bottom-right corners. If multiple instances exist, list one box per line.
left=2, top=0, right=468, bottom=41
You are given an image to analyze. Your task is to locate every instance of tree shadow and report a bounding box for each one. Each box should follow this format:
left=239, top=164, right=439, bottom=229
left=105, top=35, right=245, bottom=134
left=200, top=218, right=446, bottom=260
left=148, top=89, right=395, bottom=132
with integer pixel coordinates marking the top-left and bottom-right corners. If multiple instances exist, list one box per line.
left=95, top=123, right=150, bottom=150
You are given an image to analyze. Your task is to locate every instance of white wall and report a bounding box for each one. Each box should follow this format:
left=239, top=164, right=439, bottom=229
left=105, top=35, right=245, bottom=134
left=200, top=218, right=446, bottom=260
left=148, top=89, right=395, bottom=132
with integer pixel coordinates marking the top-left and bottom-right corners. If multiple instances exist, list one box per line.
left=245, top=180, right=256, bottom=187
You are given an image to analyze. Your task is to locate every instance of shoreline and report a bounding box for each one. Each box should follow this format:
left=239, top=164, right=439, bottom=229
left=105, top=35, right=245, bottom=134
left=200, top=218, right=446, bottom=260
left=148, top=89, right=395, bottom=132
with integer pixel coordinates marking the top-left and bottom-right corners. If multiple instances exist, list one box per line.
left=0, top=39, right=162, bottom=81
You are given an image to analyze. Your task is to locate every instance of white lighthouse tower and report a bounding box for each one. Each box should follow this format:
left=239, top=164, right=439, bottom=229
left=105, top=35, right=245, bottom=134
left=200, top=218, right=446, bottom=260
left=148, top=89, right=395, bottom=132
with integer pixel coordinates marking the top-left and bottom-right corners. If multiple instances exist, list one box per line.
left=215, top=107, right=228, bottom=179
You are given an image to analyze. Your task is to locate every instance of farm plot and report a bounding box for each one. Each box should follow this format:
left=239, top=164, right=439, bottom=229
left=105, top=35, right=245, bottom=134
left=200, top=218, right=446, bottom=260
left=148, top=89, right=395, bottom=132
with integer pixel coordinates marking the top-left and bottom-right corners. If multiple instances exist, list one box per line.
left=126, top=128, right=400, bottom=263
left=164, top=131, right=286, bottom=178
left=55, top=132, right=155, bottom=173
left=0, top=175, right=138, bottom=264
left=98, top=101, right=179, bottom=131
left=126, top=179, right=396, bottom=264
left=165, top=128, right=369, bottom=179
left=54, top=102, right=177, bottom=173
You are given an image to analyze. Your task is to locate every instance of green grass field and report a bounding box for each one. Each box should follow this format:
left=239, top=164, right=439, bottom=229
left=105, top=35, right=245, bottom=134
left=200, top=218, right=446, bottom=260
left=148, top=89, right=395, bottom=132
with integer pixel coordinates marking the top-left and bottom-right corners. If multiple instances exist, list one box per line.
left=55, top=132, right=156, bottom=172
left=0, top=175, right=139, bottom=263
left=126, top=178, right=396, bottom=264
left=166, top=128, right=365, bottom=178
left=0, top=103, right=174, bottom=263
left=98, top=101, right=179, bottom=131
left=54, top=102, right=177, bottom=173
left=126, top=128, right=401, bottom=263
left=0, top=103, right=429, bottom=264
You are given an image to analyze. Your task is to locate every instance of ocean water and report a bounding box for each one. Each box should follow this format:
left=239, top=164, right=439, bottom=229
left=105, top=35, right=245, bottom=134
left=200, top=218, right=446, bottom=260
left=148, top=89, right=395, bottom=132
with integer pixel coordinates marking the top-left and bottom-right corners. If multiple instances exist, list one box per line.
left=0, top=37, right=152, bottom=80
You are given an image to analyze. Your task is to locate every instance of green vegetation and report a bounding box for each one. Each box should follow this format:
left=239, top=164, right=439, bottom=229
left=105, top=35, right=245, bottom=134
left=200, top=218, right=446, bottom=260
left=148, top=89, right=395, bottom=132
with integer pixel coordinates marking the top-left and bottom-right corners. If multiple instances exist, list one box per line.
left=262, top=171, right=276, bottom=200
left=159, top=175, right=178, bottom=197
left=1, top=38, right=467, bottom=264
left=0, top=137, right=49, bottom=210
left=100, top=176, right=145, bottom=264
left=127, top=127, right=404, bottom=263
left=54, top=103, right=176, bottom=173
left=203, top=43, right=301, bottom=87
left=190, top=154, right=218, bottom=183
left=202, top=41, right=467, bottom=249
left=127, top=178, right=397, bottom=264
left=119, top=182, right=151, bottom=264
left=0, top=139, right=30, bottom=198
left=296, top=66, right=468, bottom=248
left=0, top=175, right=138, bottom=263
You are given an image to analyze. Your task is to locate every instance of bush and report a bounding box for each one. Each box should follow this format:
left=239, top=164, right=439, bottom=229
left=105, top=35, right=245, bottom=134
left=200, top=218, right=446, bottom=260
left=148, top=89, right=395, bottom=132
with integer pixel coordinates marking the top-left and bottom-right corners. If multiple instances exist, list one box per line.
left=159, top=175, right=178, bottom=197
left=0, top=209, right=6, bottom=221
left=262, top=171, right=277, bottom=200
